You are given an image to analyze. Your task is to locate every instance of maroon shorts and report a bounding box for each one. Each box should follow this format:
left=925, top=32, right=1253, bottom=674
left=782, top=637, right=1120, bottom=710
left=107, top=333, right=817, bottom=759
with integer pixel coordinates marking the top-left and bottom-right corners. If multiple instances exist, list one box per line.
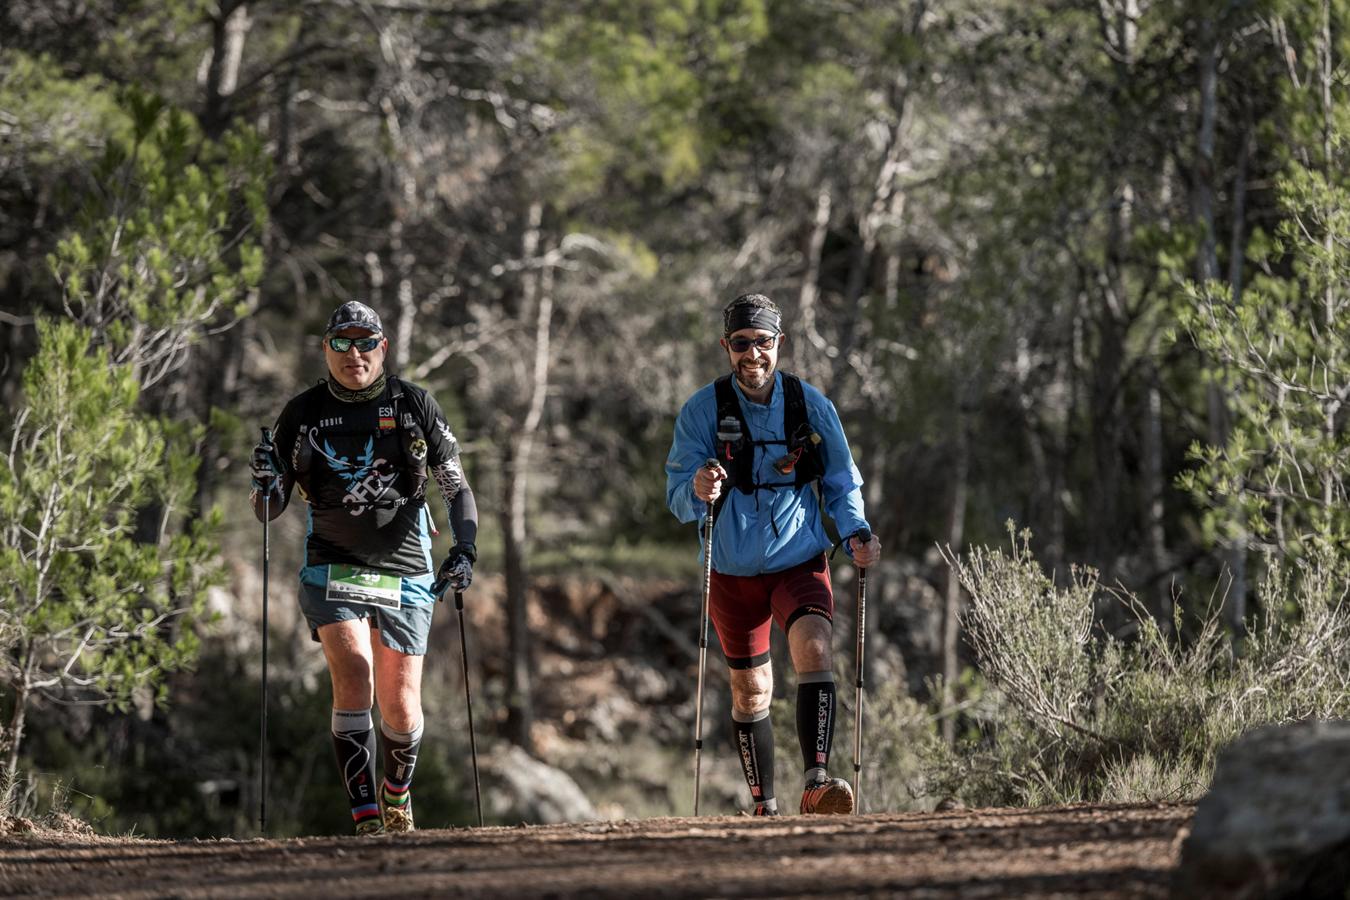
left=709, top=554, right=834, bottom=668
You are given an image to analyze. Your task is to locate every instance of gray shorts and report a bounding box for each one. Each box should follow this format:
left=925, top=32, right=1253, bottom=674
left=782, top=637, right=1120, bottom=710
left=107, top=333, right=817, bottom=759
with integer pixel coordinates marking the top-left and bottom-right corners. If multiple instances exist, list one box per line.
left=298, top=565, right=436, bottom=656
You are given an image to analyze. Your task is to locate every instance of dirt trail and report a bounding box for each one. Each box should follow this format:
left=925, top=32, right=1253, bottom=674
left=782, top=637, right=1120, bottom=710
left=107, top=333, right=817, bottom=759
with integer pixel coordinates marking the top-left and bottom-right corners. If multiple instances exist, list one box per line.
left=0, top=803, right=1192, bottom=898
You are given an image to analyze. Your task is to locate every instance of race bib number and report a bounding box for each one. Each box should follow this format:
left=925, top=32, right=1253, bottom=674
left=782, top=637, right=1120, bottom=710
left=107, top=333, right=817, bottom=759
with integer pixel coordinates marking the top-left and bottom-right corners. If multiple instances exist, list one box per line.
left=326, top=564, right=401, bottom=609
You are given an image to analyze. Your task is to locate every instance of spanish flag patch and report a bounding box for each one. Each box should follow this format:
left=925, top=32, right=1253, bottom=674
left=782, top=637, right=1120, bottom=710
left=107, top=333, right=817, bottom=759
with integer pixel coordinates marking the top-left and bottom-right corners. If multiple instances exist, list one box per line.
left=378, top=416, right=395, bottom=430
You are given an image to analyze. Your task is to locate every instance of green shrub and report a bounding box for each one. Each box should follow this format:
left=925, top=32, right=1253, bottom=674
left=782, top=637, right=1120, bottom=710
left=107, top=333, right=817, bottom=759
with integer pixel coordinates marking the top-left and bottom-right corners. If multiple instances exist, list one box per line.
left=935, top=524, right=1350, bottom=808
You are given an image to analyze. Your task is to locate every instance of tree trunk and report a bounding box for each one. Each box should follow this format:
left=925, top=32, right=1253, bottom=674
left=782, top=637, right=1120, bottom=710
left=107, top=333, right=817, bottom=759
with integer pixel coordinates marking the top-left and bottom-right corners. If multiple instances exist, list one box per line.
left=190, top=0, right=255, bottom=513
left=1223, top=121, right=1253, bottom=631
left=2, top=647, right=33, bottom=786
left=1016, top=336, right=1066, bottom=572
left=1196, top=12, right=1248, bottom=636
left=836, top=62, right=918, bottom=391
left=501, top=203, right=550, bottom=754
left=797, top=187, right=832, bottom=386
left=1319, top=0, right=1338, bottom=515
left=499, top=460, right=534, bottom=753
left=1089, top=0, right=1137, bottom=574
left=394, top=239, right=416, bottom=371
left=1088, top=308, right=1125, bottom=570
left=202, top=1, right=251, bottom=138
left=1140, top=364, right=1171, bottom=629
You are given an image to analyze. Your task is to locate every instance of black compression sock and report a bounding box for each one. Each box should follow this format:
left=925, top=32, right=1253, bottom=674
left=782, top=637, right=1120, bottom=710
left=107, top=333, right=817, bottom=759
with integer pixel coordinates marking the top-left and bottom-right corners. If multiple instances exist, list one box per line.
left=380, top=718, right=423, bottom=806
left=796, top=673, right=836, bottom=780
left=732, top=709, right=776, bottom=809
left=332, top=708, right=380, bottom=826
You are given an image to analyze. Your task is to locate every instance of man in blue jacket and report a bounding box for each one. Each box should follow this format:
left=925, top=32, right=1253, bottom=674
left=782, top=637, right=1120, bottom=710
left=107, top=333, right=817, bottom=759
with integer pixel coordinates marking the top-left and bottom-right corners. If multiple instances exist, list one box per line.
left=666, top=292, right=881, bottom=816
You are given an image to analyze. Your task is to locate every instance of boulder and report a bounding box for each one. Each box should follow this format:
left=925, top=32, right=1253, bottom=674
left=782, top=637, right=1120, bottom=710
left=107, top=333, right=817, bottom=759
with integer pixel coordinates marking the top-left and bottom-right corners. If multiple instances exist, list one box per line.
left=486, top=744, right=599, bottom=824
left=1173, top=719, right=1350, bottom=898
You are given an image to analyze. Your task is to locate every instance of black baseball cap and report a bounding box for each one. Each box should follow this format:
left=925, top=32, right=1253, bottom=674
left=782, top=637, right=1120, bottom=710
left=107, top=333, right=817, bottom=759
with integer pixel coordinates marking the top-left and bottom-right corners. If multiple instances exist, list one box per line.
left=324, top=301, right=383, bottom=336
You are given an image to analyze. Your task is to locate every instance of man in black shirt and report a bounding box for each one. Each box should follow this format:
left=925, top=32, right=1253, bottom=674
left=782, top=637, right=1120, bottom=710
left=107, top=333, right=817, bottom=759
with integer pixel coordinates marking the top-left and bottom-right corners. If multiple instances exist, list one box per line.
left=250, top=301, right=478, bottom=835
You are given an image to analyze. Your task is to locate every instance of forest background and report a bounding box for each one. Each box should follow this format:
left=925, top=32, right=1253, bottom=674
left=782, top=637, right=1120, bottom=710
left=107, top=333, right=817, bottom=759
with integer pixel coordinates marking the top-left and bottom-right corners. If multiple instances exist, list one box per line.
left=5, top=0, right=1350, bottom=839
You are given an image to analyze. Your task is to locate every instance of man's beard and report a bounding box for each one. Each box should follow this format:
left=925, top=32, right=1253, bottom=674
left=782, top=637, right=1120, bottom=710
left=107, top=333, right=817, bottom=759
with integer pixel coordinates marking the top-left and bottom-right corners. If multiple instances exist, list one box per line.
left=734, top=359, right=774, bottom=392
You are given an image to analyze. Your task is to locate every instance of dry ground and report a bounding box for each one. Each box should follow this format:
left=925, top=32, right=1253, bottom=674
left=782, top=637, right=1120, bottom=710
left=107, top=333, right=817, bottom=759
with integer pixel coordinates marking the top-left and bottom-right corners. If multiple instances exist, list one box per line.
left=0, top=802, right=1193, bottom=898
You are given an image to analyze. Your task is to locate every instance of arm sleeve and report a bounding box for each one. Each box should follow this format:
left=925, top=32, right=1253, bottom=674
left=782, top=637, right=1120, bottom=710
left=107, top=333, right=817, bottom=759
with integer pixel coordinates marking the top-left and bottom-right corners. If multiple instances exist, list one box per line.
left=432, top=458, right=478, bottom=547
left=665, top=390, right=716, bottom=524
left=419, top=385, right=478, bottom=546
left=251, top=398, right=300, bottom=523
left=812, top=393, right=869, bottom=545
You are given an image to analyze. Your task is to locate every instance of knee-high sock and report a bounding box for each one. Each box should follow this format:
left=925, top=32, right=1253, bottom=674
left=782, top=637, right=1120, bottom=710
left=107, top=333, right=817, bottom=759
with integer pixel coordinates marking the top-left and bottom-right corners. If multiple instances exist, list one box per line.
left=732, top=708, right=776, bottom=812
left=796, top=671, right=836, bottom=783
left=332, top=708, right=380, bottom=824
left=380, top=718, right=424, bottom=806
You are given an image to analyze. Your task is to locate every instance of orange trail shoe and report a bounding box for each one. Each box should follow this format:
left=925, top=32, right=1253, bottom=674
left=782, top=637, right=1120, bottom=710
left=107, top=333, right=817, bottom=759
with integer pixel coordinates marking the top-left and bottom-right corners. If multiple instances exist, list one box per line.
left=800, top=777, right=854, bottom=815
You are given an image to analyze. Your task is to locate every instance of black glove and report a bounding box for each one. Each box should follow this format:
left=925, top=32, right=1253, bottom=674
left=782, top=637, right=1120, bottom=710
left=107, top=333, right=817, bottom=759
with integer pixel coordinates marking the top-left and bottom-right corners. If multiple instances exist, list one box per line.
left=432, top=542, right=476, bottom=597
left=251, top=438, right=281, bottom=492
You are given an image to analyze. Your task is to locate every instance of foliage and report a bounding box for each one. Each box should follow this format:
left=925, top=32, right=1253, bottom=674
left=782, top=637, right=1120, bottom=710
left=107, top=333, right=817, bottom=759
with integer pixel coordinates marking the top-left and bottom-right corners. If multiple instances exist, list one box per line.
left=0, top=51, right=128, bottom=163
left=1178, top=146, right=1350, bottom=555
left=539, top=0, right=769, bottom=193
left=936, top=525, right=1350, bottom=807
left=0, top=319, right=218, bottom=777
left=46, top=87, right=268, bottom=389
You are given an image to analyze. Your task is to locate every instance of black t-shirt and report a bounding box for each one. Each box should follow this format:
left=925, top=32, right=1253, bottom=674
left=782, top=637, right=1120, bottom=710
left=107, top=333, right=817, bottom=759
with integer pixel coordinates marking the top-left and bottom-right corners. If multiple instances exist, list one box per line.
left=271, top=377, right=460, bottom=575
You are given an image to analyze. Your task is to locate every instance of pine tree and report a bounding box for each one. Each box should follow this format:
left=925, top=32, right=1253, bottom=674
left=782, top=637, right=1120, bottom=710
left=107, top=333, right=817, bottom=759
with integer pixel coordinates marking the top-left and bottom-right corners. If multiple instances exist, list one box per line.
left=1179, top=0, right=1350, bottom=560
left=0, top=319, right=219, bottom=783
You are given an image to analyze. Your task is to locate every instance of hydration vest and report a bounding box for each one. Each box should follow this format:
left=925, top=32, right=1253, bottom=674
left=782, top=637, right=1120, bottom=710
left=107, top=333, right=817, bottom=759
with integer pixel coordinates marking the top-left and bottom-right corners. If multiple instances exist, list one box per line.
left=292, top=375, right=429, bottom=512
left=712, top=372, right=825, bottom=517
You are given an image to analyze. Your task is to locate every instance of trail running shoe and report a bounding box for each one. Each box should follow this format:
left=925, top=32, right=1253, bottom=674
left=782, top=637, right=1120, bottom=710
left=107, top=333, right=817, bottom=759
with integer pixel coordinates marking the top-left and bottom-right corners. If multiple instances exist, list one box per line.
left=800, top=777, right=854, bottom=815
left=752, top=804, right=781, bottom=817
left=382, top=798, right=415, bottom=833
left=355, top=817, right=386, bottom=837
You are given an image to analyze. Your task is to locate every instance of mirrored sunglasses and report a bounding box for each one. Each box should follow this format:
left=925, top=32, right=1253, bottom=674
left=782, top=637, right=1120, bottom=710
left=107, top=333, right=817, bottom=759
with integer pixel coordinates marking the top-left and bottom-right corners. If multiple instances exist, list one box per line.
left=327, top=335, right=382, bottom=352
left=727, top=334, right=779, bottom=353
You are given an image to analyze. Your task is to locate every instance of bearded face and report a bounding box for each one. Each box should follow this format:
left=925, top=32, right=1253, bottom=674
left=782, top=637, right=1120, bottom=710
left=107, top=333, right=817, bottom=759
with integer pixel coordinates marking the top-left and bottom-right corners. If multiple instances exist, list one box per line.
left=723, top=329, right=781, bottom=396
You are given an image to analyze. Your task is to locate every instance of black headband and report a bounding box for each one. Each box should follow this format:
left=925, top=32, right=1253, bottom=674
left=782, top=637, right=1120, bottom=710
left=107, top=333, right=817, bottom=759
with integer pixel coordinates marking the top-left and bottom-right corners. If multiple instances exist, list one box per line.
left=724, top=305, right=781, bottom=336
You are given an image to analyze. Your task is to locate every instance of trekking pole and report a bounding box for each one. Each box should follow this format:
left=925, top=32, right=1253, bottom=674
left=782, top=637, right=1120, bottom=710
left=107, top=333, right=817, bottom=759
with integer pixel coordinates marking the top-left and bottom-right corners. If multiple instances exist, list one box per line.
left=454, top=590, right=485, bottom=827
left=258, top=426, right=273, bottom=835
left=692, top=458, right=718, bottom=816
left=852, top=527, right=872, bottom=814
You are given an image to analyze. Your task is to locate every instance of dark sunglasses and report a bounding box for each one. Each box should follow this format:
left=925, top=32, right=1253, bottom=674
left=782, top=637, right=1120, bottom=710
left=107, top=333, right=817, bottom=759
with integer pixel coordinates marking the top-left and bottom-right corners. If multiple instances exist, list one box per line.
left=727, top=334, right=779, bottom=353
left=327, top=335, right=382, bottom=352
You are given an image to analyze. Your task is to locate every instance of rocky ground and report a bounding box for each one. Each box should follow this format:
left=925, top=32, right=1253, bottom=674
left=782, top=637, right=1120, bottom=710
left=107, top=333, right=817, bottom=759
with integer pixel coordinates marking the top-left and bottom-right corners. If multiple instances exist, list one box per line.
left=1, top=802, right=1193, bottom=898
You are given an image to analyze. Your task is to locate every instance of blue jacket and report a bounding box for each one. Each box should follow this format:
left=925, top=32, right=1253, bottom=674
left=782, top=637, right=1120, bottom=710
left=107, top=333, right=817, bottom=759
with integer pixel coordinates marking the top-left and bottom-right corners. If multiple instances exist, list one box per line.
left=666, top=372, right=869, bottom=576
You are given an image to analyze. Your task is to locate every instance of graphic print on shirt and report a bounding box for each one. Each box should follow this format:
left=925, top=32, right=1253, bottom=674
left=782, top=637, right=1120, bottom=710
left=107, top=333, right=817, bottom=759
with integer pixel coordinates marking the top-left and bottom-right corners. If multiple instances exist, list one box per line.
left=315, top=432, right=396, bottom=514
